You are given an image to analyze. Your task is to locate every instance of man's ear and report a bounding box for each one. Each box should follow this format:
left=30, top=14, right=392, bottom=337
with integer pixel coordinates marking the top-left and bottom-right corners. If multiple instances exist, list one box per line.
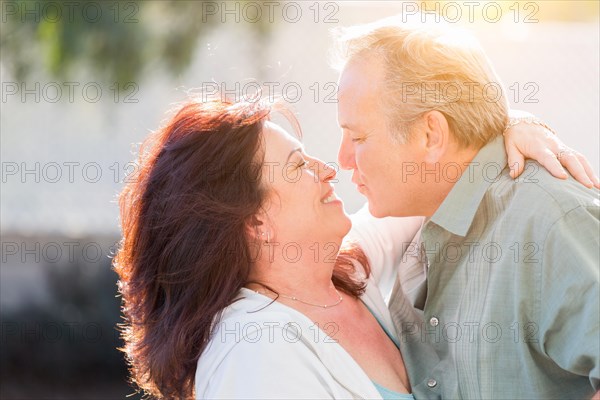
left=423, top=110, right=450, bottom=164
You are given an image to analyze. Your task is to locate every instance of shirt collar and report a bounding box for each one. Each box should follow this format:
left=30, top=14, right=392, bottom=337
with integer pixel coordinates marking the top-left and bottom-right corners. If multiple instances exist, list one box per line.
left=428, top=135, right=507, bottom=237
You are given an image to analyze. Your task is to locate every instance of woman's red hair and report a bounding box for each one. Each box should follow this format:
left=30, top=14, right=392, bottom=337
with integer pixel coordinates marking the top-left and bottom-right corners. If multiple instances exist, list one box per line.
left=113, top=98, right=370, bottom=398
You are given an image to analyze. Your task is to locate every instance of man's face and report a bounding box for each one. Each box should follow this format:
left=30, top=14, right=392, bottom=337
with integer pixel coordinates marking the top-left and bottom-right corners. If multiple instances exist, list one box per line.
left=336, top=58, right=428, bottom=217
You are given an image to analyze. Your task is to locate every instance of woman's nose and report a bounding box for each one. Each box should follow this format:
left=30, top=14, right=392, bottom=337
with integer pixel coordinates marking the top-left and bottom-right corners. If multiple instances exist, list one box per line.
left=321, top=162, right=337, bottom=183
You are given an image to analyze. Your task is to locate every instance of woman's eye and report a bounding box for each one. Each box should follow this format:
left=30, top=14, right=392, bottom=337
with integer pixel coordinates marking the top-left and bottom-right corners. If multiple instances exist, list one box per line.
left=297, top=160, right=308, bottom=168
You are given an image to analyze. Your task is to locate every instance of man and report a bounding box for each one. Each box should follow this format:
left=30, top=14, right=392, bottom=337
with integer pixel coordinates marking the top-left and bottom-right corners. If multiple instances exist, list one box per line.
left=336, top=18, right=599, bottom=399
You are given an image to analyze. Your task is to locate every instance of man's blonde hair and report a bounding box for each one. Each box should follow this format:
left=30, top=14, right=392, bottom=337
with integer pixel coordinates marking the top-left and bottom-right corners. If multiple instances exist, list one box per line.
left=332, top=17, right=509, bottom=148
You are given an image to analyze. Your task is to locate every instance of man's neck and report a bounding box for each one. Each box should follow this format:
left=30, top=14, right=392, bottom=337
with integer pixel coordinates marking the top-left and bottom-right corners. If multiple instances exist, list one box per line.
left=423, top=145, right=481, bottom=217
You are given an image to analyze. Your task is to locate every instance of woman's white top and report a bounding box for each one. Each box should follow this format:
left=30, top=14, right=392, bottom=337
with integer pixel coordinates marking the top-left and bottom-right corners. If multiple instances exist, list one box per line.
left=194, top=207, right=423, bottom=399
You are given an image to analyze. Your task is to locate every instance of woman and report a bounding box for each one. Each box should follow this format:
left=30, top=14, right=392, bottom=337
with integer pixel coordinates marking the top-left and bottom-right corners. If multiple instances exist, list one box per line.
left=114, top=98, right=596, bottom=399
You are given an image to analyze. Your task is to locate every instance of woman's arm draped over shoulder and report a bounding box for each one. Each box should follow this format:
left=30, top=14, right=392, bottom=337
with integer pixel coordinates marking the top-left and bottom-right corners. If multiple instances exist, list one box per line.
left=505, top=109, right=599, bottom=187
left=344, top=204, right=423, bottom=299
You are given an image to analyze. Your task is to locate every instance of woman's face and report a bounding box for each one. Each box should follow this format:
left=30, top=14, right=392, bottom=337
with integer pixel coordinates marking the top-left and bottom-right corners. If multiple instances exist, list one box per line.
left=259, top=122, right=351, bottom=247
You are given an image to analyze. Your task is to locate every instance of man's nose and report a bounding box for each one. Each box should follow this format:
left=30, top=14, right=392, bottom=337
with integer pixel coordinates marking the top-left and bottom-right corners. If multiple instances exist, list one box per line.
left=337, top=135, right=356, bottom=171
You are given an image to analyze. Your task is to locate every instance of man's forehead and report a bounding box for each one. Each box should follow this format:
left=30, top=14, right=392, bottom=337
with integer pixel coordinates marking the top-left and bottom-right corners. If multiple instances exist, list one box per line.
left=338, top=113, right=368, bottom=131
left=339, top=57, right=385, bottom=86
left=337, top=87, right=380, bottom=131
left=338, top=64, right=386, bottom=116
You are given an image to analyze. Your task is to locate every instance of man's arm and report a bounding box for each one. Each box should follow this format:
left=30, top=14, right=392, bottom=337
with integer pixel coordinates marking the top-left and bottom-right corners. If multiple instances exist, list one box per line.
left=539, top=203, right=600, bottom=391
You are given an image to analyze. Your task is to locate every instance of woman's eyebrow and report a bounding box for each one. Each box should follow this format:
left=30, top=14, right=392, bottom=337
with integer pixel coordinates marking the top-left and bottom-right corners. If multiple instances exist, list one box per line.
left=286, top=147, right=303, bottom=162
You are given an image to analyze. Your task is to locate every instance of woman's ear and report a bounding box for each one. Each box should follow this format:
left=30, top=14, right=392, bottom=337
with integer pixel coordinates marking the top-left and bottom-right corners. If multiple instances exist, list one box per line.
left=250, top=215, right=263, bottom=226
left=246, top=214, right=267, bottom=242
left=245, top=215, right=267, bottom=263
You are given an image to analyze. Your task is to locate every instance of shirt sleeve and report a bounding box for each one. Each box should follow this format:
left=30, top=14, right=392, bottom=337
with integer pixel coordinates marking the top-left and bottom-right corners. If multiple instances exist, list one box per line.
left=539, top=204, right=600, bottom=390
left=200, top=325, right=336, bottom=399
left=344, top=203, right=423, bottom=299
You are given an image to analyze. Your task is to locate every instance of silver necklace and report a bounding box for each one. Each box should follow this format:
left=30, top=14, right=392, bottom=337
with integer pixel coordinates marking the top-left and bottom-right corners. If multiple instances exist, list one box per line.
left=253, top=286, right=344, bottom=309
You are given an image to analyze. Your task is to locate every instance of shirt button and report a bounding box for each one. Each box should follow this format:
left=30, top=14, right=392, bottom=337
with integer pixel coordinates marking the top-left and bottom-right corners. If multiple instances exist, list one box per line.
left=427, top=378, right=437, bottom=388
left=429, top=316, right=439, bottom=327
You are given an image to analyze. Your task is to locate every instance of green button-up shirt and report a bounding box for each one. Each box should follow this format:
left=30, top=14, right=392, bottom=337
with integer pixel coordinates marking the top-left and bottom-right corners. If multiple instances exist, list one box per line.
left=391, top=136, right=599, bottom=399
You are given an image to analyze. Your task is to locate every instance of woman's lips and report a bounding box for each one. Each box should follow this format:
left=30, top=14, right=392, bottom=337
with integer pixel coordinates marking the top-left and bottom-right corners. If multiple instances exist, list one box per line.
left=320, top=189, right=344, bottom=206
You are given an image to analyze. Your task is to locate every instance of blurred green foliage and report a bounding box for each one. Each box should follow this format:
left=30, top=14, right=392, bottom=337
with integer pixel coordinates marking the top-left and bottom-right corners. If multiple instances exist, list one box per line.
left=1, top=0, right=272, bottom=83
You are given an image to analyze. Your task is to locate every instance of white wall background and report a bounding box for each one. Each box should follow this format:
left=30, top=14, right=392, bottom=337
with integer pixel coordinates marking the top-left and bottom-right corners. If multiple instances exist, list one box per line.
left=1, top=1, right=598, bottom=237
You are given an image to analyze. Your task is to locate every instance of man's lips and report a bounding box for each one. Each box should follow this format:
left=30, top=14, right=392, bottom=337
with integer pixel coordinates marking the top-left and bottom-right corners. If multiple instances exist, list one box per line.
left=352, top=173, right=367, bottom=192
left=351, top=173, right=364, bottom=187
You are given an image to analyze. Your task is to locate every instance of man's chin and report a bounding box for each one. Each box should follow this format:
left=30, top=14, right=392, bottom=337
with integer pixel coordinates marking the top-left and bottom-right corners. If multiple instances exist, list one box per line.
left=367, top=202, right=390, bottom=219
left=367, top=201, right=415, bottom=218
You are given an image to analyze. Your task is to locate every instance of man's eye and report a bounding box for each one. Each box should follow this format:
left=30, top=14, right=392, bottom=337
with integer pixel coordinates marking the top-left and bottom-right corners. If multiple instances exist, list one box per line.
left=351, top=137, right=365, bottom=143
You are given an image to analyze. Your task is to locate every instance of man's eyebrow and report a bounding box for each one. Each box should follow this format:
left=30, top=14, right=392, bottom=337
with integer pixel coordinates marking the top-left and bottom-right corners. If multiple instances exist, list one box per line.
left=286, top=147, right=303, bottom=162
left=340, top=123, right=358, bottom=131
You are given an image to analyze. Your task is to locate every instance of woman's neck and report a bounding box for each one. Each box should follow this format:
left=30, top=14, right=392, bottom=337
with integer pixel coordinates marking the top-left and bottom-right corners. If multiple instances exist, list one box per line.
left=247, top=239, right=342, bottom=306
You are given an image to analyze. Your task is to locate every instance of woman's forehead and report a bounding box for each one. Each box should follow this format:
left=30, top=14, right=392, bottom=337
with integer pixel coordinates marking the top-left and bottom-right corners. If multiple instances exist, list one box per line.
left=263, top=122, right=303, bottom=153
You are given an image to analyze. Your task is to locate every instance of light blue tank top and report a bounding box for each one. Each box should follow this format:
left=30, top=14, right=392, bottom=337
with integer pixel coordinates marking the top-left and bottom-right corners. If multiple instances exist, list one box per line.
left=362, top=301, right=415, bottom=400
left=371, top=380, right=415, bottom=400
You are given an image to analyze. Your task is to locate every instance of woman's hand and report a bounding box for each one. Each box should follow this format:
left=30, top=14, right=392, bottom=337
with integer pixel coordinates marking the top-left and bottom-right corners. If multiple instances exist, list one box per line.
left=504, top=122, right=599, bottom=189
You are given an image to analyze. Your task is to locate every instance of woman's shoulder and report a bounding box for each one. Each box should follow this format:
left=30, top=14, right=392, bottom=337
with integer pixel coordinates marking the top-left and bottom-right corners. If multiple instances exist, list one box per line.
left=201, top=289, right=327, bottom=360
left=211, top=289, right=302, bottom=342
left=195, top=289, right=340, bottom=398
